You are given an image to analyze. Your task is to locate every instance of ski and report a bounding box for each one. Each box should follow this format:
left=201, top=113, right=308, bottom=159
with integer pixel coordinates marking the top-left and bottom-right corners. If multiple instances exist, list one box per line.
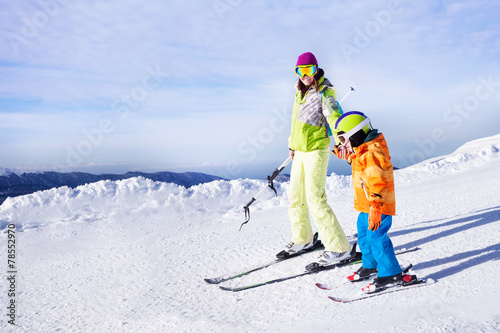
left=203, top=249, right=320, bottom=284
left=315, top=247, right=420, bottom=290
left=204, top=233, right=356, bottom=284
left=219, top=252, right=363, bottom=292
left=216, top=244, right=418, bottom=292
left=328, top=278, right=435, bottom=303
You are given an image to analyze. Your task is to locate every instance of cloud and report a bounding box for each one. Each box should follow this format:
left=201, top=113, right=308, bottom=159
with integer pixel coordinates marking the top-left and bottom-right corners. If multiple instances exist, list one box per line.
left=1, top=0, right=499, bottom=174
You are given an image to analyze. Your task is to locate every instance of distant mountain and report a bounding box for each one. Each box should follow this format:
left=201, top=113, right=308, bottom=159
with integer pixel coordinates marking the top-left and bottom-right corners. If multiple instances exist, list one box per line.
left=274, top=174, right=290, bottom=182
left=0, top=171, right=226, bottom=205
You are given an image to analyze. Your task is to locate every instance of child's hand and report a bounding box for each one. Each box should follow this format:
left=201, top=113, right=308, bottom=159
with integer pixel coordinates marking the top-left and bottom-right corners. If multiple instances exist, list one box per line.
left=332, top=145, right=350, bottom=160
left=369, top=203, right=381, bottom=230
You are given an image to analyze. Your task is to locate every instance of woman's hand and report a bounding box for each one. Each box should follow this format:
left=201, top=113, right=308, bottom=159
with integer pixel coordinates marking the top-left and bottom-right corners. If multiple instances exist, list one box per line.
left=333, top=145, right=350, bottom=160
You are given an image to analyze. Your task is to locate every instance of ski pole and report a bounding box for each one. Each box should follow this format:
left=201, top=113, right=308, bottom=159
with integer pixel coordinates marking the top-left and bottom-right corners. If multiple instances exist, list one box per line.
left=331, top=84, right=357, bottom=147
left=240, top=156, right=292, bottom=231
left=338, top=84, right=356, bottom=104
left=302, top=84, right=357, bottom=125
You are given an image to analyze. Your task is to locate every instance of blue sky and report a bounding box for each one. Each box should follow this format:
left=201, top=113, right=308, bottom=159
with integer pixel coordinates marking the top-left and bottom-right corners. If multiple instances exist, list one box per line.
left=1, top=0, right=499, bottom=179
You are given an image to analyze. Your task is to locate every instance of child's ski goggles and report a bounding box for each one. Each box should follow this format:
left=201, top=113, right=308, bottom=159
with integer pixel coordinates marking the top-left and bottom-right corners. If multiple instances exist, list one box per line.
left=295, top=65, right=317, bottom=77
left=336, top=118, right=371, bottom=144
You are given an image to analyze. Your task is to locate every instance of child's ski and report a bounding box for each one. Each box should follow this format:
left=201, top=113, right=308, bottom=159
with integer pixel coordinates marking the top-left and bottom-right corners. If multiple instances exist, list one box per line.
left=328, top=278, right=435, bottom=303
left=315, top=247, right=419, bottom=290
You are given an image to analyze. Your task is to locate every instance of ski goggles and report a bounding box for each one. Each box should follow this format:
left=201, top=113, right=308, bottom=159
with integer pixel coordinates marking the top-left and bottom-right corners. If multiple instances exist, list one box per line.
left=336, top=118, right=371, bottom=144
left=295, top=65, right=317, bottom=77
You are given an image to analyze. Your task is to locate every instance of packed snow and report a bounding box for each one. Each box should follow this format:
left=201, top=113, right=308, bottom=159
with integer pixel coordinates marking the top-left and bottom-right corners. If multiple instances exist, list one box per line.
left=1, top=134, right=499, bottom=332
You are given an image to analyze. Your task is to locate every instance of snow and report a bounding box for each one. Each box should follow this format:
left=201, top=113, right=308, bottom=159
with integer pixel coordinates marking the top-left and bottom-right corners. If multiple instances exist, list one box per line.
left=1, top=134, right=500, bottom=332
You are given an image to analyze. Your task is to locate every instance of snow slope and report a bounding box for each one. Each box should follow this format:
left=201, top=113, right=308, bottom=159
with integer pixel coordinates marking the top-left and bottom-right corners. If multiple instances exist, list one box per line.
left=1, top=134, right=499, bottom=332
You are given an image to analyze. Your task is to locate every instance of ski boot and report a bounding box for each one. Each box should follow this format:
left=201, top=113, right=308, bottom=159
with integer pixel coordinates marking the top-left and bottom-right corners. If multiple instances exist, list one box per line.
left=347, top=266, right=378, bottom=282
left=276, top=232, right=322, bottom=259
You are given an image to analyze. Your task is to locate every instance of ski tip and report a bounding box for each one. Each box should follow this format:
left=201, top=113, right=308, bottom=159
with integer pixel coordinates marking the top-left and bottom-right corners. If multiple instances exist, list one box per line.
left=219, top=286, right=234, bottom=291
left=204, top=278, right=222, bottom=284
left=315, top=283, right=330, bottom=290
left=328, top=296, right=344, bottom=303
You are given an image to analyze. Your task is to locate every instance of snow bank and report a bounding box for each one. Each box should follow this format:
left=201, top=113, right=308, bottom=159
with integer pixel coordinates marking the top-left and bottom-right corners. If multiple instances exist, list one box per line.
left=397, top=134, right=500, bottom=183
left=0, top=176, right=289, bottom=229
left=1, top=134, right=499, bottom=231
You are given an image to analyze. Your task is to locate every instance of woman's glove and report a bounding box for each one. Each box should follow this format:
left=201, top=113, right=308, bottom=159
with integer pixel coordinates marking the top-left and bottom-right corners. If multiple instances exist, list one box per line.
left=369, top=202, right=382, bottom=231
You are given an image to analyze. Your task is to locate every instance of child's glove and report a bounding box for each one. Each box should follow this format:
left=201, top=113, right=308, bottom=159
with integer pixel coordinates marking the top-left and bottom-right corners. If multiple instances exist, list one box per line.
left=332, top=145, right=350, bottom=160
left=369, top=202, right=382, bottom=231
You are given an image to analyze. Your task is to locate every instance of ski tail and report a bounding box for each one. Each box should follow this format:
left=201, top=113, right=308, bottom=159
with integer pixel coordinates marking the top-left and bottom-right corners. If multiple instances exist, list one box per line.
left=219, top=255, right=364, bottom=292
left=205, top=233, right=360, bottom=287
left=205, top=232, right=333, bottom=284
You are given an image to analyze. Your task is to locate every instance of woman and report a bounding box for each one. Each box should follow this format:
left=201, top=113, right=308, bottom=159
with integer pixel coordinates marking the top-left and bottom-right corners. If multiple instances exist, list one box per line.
left=277, top=52, right=352, bottom=270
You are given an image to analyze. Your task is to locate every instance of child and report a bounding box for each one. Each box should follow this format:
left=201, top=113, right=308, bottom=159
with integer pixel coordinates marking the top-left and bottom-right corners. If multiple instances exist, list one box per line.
left=333, top=111, right=402, bottom=290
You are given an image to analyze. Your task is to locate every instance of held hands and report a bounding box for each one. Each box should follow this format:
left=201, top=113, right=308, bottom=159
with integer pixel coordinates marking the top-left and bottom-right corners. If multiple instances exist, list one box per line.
left=333, top=144, right=350, bottom=160
left=369, top=202, right=382, bottom=231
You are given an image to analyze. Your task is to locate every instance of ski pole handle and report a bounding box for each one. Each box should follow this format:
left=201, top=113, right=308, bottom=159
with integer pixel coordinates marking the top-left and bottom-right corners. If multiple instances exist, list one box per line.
left=246, top=156, right=291, bottom=206
left=278, top=156, right=293, bottom=170
left=268, top=156, right=292, bottom=183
